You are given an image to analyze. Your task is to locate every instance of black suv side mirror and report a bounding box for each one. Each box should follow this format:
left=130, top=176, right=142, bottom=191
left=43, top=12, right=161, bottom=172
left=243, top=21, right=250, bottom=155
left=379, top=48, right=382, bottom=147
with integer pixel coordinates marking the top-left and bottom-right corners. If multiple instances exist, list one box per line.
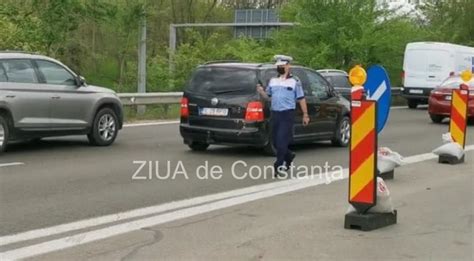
left=77, top=76, right=86, bottom=87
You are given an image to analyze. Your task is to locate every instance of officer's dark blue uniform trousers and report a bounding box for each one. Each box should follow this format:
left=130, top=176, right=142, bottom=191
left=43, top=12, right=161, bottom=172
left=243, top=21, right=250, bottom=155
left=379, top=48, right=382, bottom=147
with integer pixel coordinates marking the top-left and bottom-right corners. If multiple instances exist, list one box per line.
left=271, top=109, right=295, bottom=169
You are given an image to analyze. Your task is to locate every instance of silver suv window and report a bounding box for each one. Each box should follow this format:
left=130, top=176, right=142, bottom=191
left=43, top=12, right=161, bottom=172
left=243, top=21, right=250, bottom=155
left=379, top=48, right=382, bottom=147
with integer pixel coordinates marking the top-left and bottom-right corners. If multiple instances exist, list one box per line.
left=0, top=63, right=6, bottom=82
left=0, top=59, right=38, bottom=83
left=36, top=60, right=76, bottom=86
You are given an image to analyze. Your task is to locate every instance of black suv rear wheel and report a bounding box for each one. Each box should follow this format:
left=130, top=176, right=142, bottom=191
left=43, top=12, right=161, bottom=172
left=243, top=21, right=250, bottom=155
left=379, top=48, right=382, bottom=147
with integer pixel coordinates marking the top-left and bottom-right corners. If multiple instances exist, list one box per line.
left=332, top=116, right=350, bottom=147
left=188, top=142, right=209, bottom=151
left=0, top=114, right=9, bottom=153
left=88, top=108, right=118, bottom=146
left=430, top=114, right=444, bottom=123
left=407, top=99, right=418, bottom=109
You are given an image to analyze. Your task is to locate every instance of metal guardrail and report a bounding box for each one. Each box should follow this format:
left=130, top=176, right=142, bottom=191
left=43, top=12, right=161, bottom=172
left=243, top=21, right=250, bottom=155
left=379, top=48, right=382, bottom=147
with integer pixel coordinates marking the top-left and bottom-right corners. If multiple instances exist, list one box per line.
left=118, top=88, right=402, bottom=106
left=118, top=92, right=183, bottom=105
left=392, top=87, right=402, bottom=96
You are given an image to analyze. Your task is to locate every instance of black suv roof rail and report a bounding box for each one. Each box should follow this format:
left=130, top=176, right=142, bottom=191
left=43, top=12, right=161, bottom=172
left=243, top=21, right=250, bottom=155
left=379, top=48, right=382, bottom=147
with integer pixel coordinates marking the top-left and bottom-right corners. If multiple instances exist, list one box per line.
left=0, top=50, right=39, bottom=55
left=257, top=63, right=307, bottom=68
left=204, top=60, right=242, bottom=65
left=317, top=69, right=346, bottom=72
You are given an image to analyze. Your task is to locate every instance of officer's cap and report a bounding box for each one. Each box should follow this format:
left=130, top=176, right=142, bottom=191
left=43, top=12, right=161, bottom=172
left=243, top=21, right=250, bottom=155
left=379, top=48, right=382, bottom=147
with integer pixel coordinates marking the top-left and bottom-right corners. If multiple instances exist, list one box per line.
left=274, top=55, right=293, bottom=66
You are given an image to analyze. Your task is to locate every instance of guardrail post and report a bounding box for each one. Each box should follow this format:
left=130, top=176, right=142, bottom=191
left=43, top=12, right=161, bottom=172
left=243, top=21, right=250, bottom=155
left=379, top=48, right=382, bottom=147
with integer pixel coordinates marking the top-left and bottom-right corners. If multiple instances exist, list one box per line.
left=169, top=24, right=176, bottom=90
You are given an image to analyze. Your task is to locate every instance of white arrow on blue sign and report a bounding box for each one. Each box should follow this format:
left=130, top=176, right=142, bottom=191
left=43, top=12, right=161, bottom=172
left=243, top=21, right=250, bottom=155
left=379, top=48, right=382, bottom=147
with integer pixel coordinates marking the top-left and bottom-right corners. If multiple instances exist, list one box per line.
left=364, top=65, right=392, bottom=134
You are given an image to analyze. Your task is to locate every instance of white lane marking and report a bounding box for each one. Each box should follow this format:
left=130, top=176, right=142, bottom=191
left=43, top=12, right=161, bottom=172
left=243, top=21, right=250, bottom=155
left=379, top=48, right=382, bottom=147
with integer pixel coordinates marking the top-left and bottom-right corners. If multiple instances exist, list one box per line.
left=403, top=145, right=474, bottom=164
left=0, top=162, right=24, bottom=168
left=0, top=173, right=342, bottom=260
left=2, top=146, right=473, bottom=260
left=390, top=106, right=407, bottom=110
left=0, top=175, right=317, bottom=246
left=390, top=105, right=428, bottom=110
left=123, top=121, right=179, bottom=128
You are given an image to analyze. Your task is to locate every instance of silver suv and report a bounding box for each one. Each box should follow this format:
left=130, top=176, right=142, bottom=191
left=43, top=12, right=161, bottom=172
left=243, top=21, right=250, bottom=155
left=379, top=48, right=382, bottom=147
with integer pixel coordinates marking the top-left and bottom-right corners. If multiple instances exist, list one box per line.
left=0, top=52, right=123, bottom=153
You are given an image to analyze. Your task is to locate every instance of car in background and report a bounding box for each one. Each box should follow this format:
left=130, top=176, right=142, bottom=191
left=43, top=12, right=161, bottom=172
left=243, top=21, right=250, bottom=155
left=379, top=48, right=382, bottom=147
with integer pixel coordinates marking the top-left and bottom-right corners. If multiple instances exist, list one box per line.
left=179, top=62, right=351, bottom=155
left=0, top=52, right=123, bottom=153
left=428, top=75, right=474, bottom=123
left=402, top=42, right=474, bottom=109
left=317, top=69, right=351, bottom=100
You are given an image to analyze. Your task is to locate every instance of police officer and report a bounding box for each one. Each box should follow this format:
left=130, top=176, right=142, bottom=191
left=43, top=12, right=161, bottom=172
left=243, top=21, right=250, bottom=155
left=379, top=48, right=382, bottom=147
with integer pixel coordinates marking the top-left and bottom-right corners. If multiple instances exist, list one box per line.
left=257, top=55, right=310, bottom=176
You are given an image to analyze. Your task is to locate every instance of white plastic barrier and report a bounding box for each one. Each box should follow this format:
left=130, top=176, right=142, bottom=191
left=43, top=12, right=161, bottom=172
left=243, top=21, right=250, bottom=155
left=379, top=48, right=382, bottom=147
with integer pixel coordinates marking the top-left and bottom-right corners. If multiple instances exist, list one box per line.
left=347, top=177, right=395, bottom=214
left=378, top=147, right=403, bottom=173
left=432, top=133, right=464, bottom=160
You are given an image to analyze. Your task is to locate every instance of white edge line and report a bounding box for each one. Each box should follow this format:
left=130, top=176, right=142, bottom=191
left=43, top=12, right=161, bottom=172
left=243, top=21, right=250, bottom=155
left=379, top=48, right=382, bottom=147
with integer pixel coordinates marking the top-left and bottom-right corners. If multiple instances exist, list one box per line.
left=390, top=106, right=408, bottom=110
left=0, top=173, right=340, bottom=260
left=2, top=146, right=473, bottom=260
left=390, top=105, right=428, bottom=110
left=0, top=173, right=312, bottom=246
left=0, top=162, right=24, bottom=168
left=123, top=121, right=179, bottom=128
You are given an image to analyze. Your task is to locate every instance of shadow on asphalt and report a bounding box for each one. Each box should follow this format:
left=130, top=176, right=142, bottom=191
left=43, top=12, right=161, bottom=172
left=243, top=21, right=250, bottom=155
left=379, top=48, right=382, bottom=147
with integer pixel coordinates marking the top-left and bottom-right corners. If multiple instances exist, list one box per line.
left=6, top=138, right=92, bottom=154
left=407, top=106, right=474, bottom=126
left=429, top=118, right=474, bottom=126
left=185, top=141, right=342, bottom=159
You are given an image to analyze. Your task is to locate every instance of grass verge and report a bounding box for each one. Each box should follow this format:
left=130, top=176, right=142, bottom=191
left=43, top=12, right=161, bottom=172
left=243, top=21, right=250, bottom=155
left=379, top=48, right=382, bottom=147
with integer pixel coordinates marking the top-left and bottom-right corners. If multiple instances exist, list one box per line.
left=124, top=104, right=180, bottom=122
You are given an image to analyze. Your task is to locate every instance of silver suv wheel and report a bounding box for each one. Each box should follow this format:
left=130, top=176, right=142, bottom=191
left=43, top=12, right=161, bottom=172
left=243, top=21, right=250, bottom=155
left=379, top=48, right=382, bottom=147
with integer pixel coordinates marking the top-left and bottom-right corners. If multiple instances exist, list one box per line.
left=98, top=114, right=116, bottom=142
left=88, top=108, right=119, bottom=146
left=0, top=123, right=5, bottom=148
left=0, top=115, right=8, bottom=153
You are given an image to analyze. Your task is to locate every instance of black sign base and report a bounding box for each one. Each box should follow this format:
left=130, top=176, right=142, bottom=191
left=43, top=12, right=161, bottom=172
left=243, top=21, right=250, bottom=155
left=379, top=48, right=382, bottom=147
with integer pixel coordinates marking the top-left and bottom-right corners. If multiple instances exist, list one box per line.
left=378, top=169, right=394, bottom=180
left=438, top=154, right=465, bottom=165
left=344, top=210, right=397, bottom=231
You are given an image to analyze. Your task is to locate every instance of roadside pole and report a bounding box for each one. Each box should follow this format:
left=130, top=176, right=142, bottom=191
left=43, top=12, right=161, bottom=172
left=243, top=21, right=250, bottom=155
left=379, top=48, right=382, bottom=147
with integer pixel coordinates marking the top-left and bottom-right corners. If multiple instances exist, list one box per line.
left=137, top=7, right=147, bottom=115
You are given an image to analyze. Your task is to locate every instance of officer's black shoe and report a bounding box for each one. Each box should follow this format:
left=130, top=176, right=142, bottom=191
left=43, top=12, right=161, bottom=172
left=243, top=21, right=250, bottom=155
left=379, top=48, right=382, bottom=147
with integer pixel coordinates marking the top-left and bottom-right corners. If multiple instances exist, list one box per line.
left=285, top=152, right=296, bottom=169
left=273, top=164, right=287, bottom=178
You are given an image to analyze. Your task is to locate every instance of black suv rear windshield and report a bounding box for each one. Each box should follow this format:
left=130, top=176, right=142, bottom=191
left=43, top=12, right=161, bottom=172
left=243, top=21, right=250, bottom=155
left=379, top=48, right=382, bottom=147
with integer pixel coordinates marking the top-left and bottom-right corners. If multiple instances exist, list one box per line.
left=187, top=67, right=257, bottom=95
left=325, top=75, right=351, bottom=88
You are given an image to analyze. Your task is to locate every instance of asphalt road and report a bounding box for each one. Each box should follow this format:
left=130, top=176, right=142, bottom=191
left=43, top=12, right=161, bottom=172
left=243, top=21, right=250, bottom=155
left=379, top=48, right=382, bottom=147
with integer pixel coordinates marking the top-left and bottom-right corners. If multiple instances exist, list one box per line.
left=0, top=106, right=473, bottom=237
left=33, top=151, right=473, bottom=261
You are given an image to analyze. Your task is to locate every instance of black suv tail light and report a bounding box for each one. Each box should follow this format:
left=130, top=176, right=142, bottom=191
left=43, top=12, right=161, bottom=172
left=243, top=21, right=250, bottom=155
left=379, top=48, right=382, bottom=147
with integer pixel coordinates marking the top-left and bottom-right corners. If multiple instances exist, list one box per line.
left=245, top=101, right=264, bottom=122
left=180, top=97, right=189, bottom=118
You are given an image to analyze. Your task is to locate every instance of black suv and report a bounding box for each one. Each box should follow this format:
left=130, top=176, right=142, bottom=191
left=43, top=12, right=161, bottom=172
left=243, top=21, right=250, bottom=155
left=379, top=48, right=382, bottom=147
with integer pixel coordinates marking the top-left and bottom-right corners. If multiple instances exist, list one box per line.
left=179, top=62, right=350, bottom=155
left=317, top=69, right=351, bottom=101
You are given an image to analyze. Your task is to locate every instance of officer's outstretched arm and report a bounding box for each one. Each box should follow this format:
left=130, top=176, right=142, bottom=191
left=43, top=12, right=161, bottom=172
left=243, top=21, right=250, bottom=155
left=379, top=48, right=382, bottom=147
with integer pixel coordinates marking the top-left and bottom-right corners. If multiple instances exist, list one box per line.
left=299, top=98, right=310, bottom=126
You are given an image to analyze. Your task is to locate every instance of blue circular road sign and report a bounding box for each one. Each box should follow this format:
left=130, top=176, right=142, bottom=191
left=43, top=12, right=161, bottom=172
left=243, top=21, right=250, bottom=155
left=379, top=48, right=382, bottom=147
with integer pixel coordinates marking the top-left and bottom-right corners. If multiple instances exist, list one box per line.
left=364, top=65, right=391, bottom=133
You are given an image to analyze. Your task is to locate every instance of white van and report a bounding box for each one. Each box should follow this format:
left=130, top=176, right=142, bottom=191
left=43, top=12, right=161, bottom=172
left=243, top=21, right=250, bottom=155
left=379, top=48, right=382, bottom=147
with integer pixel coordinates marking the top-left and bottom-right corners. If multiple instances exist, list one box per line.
left=402, top=42, right=474, bottom=108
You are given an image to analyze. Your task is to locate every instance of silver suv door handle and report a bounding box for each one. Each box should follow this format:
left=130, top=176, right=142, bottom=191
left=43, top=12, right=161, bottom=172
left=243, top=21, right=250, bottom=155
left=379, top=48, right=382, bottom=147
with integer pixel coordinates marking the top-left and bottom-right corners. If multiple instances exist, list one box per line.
left=51, top=96, right=61, bottom=99
left=6, top=95, right=16, bottom=98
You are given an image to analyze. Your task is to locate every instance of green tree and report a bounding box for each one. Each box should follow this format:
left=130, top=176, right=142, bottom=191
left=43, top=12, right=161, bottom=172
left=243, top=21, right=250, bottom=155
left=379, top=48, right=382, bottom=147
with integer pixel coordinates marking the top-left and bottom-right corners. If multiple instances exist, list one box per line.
left=32, top=0, right=85, bottom=55
left=421, top=0, right=474, bottom=46
left=2, top=0, right=469, bottom=93
left=271, top=0, right=428, bottom=85
left=0, top=1, right=44, bottom=51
